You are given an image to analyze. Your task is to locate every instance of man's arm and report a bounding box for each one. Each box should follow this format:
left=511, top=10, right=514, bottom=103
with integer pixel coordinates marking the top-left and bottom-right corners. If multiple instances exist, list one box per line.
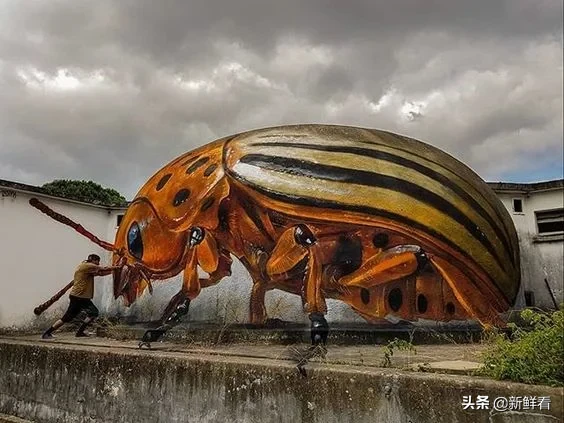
left=93, top=266, right=121, bottom=277
left=85, top=258, right=125, bottom=277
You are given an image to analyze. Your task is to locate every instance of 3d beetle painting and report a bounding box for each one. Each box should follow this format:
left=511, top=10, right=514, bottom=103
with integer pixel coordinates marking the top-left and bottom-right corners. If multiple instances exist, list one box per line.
left=31, top=124, right=520, bottom=347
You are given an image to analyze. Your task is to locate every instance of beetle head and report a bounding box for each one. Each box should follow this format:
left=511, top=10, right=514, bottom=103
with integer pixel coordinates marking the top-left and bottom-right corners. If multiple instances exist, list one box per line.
left=112, top=139, right=230, bottom=306
left=112, top=198, right=189, bottom=305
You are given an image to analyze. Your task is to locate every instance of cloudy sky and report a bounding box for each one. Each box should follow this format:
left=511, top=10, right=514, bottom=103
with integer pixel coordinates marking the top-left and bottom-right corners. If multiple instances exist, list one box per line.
left=0, top=0, right=562, bottom=199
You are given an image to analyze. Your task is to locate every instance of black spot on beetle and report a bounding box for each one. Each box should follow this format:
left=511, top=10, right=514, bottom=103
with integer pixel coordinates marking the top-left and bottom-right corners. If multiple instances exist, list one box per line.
left=156, top=173, right=172, bottom=191
left=445, top=302, right=455, bottom=315
left=204, top=163, right=218, bottom=177
left=360, top=288, right=370, bottom=305
left=388, top=288, right=402, bottom=312
left=186, top=157, right=210, bottom=174
left=417, top=294, right=428, bottom=313
left=173, top=189, right=190, bottom=206
left=200, top=197, right=215, bottom=211
left=218, top=200, right=230, bottom=231
left=373, top=232, right=389, bottom=248
left=180, top=155, right=200, bottom=167
left=333, top=235, right=362, bottom=276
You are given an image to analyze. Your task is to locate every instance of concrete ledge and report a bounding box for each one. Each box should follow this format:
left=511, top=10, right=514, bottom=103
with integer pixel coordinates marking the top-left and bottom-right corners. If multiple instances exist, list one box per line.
left=95, top=321, right=485, bottom=346
left=0, top=338, right=562, bottom=423
left=0, top=414, right=33, bottom=423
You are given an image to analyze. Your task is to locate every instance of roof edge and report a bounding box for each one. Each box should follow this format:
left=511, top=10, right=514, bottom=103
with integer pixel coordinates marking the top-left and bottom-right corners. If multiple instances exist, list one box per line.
left=486, top=179, right=564, bottom=193
left=0, top=178, right=130, bottom=210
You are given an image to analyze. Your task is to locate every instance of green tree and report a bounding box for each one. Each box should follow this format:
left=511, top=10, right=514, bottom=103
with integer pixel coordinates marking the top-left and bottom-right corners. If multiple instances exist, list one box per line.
left=42, top=179, right=127, bottom=206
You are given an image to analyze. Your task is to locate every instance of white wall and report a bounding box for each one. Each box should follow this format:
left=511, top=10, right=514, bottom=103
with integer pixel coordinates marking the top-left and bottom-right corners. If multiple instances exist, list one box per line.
left=0, top=188, right=314, bottom=329
left=497, top=188, right=564, bottom=309
left=0, top=189, right=121, bottom=329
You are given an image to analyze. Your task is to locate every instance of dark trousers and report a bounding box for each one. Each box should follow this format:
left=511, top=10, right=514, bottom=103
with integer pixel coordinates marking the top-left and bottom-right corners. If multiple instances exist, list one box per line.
left=61, top=295, right=99, bottom=323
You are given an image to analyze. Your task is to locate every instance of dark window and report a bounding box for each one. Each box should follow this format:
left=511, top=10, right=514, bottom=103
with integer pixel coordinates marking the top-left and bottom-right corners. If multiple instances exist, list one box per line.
left=524, top=291, right=535, bottom=307
left=512, top=198, right=523, bottom=213
left=116, top=214, right=124, bottom=227
left=536, top=209, right=564, bottom=235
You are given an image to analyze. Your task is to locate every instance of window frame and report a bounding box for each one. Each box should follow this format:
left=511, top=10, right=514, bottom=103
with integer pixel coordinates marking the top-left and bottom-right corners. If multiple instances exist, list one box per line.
left=512, top=198, right=524, bottom=214
left=533, top=207, right=564, bottom=242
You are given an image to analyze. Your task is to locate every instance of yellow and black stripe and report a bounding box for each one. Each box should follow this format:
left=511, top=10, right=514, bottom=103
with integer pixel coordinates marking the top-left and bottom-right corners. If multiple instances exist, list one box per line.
left=223, top=125, right=520, bottom=304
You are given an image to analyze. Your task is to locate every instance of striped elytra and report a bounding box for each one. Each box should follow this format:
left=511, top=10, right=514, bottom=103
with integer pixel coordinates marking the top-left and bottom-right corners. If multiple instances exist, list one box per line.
left=224, top=126, right=519, bottom=303
left=113, top=124, right=521, bottom=329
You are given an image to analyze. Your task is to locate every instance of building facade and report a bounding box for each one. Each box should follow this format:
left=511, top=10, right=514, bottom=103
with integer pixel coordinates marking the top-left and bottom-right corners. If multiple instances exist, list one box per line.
left=1, top=178, right=562, bottom=329
left=489, top=180, right=563, bottom=310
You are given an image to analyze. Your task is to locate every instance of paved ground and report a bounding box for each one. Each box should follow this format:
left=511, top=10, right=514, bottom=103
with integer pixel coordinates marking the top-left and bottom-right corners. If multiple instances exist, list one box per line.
left=2, top=331, right=487, bottom=376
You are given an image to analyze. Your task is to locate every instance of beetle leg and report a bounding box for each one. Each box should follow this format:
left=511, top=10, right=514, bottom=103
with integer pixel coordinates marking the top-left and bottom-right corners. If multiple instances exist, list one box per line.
left=340, top=245, right=427, bottom=288
left=265, top=226, right=309, bottom=276
left=139, top=227, right=226, bottom=349
left=266, top=224, right=328, bottom=345
left=196, top=233, right=220, bottom=275
left=249, top=280, right=268, bottom=325
left=200, top=248, right=233, bottom=288
left=138, top=250, right=197, bottom=349
left=232, top=246, right=269, bottom=325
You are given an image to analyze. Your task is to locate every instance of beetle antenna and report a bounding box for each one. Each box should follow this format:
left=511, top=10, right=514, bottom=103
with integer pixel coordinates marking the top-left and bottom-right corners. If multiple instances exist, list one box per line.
left=29, top=197, right=116, bottom=252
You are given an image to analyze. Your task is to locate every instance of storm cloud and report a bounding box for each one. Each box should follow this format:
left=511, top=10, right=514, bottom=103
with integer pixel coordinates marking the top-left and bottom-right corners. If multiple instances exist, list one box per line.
left=0, top=0, right=562, bottom=198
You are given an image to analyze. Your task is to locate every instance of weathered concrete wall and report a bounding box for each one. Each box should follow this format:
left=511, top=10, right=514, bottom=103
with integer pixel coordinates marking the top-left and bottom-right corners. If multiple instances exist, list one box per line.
left=0, top=339, right=562, bottom=423
left=497, top=189, right=564, bottom=309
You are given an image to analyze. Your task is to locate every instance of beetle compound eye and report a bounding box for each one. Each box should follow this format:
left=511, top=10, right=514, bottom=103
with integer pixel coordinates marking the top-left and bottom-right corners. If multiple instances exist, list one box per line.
left=127, top=221, right=144, bottom=260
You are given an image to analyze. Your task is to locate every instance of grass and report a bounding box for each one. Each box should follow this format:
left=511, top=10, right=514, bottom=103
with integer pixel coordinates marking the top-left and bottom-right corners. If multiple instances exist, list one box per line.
left=477, top=305, right=564, bottom=387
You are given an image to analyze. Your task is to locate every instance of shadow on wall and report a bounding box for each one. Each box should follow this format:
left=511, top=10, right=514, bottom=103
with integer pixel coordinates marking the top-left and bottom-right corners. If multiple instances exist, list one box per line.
left=95, top=258, right=364, bottom=326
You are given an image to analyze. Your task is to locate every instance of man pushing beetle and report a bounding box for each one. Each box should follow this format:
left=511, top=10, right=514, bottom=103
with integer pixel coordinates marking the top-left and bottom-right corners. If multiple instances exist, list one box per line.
left=41, top=253, right=125, bottom=339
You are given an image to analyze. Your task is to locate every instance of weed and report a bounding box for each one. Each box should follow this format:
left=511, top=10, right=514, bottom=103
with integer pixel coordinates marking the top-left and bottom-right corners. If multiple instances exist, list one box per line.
left=477, top=306, right=563, bottom=387
left=380, top=337, right=417, bottom=368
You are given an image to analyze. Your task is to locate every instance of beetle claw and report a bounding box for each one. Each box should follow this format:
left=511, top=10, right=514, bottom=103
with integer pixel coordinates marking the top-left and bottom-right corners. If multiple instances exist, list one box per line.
left=137, top=297, right=191, bottom=349
left=138, top=327, right=167, bottom=349
left=309, top=312, right=329, bottom=345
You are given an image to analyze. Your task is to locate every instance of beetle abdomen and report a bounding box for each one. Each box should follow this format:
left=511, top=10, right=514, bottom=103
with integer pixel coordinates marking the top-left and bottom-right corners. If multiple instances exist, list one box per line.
left=223, top=124, right=520, bottom=306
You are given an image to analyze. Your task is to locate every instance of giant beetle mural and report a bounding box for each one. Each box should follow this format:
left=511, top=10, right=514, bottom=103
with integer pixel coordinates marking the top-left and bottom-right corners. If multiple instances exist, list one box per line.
left=31, top=124, right=520, bottom=347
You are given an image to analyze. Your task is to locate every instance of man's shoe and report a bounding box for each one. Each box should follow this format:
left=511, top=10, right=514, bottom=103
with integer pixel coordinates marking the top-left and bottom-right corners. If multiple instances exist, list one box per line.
left=41, top=332, right=55, bottom=339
